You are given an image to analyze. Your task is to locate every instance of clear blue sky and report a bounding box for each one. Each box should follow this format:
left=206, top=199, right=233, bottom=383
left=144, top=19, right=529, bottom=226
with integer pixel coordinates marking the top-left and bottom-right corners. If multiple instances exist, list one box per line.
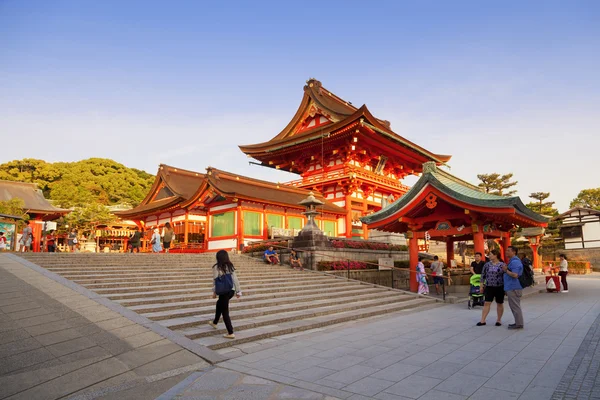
left=1, top=1, right=599, bottom=212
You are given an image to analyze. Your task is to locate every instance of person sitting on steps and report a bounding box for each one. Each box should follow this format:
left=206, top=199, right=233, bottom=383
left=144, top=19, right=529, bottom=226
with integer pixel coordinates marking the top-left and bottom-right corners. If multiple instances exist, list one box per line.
left=289, top=249, right=303, bottom=270
left=264, top=246, right=279, bottom=265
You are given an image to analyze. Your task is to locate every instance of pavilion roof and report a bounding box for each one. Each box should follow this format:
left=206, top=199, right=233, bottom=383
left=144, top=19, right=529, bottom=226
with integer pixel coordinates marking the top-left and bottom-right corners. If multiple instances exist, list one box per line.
left=239, top=79, right=451, bottom=168
left=0, top=180, right=69, bottom=220
left=114, top=165, right=205, bottom=218
left=115, top=164, right=346, bottom=219
left=361, top=162, right=548, bottom=230
left=184, top=167, right=346, bottom=214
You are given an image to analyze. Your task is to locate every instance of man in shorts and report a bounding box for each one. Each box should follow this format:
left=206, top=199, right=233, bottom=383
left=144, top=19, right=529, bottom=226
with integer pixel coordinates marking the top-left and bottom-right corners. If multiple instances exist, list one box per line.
left=430, top=256, right=445, bottom=295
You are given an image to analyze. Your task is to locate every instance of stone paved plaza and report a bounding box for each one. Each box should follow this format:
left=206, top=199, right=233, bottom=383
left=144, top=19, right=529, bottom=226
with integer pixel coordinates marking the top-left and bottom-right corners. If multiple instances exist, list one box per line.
left=2, top=252, right=600, bottom=399
left=163, top=275, right=600, bottom=400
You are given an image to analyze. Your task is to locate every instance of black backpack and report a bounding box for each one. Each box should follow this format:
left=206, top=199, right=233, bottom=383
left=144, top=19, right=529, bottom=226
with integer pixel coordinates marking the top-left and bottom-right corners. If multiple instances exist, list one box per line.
left=519, top=262, right=534, bottom=288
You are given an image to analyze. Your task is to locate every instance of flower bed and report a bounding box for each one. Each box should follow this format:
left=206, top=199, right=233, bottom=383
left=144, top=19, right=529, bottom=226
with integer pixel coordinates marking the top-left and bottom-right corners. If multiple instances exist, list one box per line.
left=242, top=241, right=288, bottom=254
left=317, top=260, right=370, bottom=271
left=330, top=239, right=408, bottom=251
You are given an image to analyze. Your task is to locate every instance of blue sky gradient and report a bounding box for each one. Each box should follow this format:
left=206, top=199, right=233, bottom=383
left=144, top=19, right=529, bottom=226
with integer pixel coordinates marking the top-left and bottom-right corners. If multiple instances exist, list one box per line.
left=1, top=1, right=599, bottom=211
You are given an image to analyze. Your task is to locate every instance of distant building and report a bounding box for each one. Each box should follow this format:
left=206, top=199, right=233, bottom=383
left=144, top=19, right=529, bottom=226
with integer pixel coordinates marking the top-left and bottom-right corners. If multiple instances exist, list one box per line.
left=554, top=208, right=600, bottom=249
left=0, top=180, right=70, bottom=251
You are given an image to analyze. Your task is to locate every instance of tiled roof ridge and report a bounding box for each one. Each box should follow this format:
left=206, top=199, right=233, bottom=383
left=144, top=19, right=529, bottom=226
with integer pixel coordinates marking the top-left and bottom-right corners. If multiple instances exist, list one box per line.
left=206, top=167, right=327, bottom=197
left=159, top=164, right=205, bottom=177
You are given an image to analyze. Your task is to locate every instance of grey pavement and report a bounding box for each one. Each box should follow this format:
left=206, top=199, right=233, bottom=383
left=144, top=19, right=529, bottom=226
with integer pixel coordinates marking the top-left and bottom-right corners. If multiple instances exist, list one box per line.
left=160, top=275, right=600, bottom=399
left=0, top=254, right=210, bottom=400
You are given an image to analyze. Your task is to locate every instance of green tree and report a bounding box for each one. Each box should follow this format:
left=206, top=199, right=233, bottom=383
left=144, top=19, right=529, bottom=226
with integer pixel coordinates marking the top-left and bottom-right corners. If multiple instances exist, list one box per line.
left=62, top=203, right=117, bottom=237
left=0, top=158, right=154, bottom=208
left=477, top=173, right=518, bottom=196
left=570, top=188, right=600, bottom=210
left=525, top=192, right=560, bottom=243
left=527, top=192, right=557, bottom=216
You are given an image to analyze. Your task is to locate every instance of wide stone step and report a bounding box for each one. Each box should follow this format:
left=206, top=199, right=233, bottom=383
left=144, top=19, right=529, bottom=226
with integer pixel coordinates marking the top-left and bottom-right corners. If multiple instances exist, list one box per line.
left=53, top=269, right=306, bottom=280
left=156, top=292, right=412, bottom=330
left=91, top=276, right=353, bottom=294
left=116, top=283, right=377, bottom=307
left=102, top=279, right=362, bottom=299
left=194, top=298, right=437, bottom=349
left=68, top=272, right=320, bottom=285
left=80, top=274, right=327, bottom=289
left=143, top=288, right=404, bottom=321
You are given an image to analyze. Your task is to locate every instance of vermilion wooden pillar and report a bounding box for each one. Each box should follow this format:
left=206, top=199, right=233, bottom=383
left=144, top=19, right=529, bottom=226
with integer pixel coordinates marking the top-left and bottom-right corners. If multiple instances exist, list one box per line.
left=31, top=219, right=43, bottom=252
left=184, top=212, right=189, bottom=245
left=473, top=227, right=485, bottom=260
left=446, top=240, right=454, bottom=267
left=345, top=194, right=353, bottom=238
left=501, top=232, right=511, bottom=261
left=409, top=233, right=419, bottom=292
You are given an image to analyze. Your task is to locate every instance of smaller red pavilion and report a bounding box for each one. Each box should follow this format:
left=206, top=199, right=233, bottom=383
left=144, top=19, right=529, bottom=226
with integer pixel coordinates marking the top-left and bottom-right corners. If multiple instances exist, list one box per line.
left=362, top=162, right=548, bottom=292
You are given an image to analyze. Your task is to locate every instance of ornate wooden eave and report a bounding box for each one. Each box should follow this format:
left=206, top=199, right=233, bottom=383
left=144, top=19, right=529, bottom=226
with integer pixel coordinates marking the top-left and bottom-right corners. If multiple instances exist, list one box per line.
left=362, top=162, right=549, bottom=232
left=185, top=167, right=346, bottom=214
left=239, top=79, right=451, bottom=168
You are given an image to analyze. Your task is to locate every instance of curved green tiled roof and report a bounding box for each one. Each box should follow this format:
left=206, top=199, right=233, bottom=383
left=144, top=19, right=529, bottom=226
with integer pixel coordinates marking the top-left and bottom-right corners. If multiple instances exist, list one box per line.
left=362, top=162, right=548, bottom=225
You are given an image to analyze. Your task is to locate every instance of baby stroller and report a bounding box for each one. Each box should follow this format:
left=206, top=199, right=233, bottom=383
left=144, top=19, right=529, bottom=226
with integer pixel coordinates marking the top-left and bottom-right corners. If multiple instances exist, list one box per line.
left=468, top=274, right=485, bottom=309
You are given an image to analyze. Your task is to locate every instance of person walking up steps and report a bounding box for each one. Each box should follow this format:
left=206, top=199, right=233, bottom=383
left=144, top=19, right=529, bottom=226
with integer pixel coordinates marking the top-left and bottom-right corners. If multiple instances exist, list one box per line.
left=558, top=254, right=569, bottom=293
left=161, top=222, right=174, bottom=253
left=504, top=246, right=524, bottom=330
left=209, top=250, right=242, bottom=339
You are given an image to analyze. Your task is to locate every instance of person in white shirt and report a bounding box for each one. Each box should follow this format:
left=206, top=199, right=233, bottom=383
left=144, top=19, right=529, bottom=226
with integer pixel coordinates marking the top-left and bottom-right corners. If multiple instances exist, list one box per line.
left=430, top=256, right=445, bottom=295
left=559, top=254, right=569, bottom=293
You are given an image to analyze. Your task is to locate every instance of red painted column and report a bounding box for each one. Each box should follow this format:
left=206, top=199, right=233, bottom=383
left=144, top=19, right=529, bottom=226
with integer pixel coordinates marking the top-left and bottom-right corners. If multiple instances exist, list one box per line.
left=501, top=232, right=511, bottom=261
left=31, top=219, right=43, bottom=252
left=409, top=233, right=419, bottom=293
left=446, top=240, right=454, bottom=267
left=345, top=194, right=353, bottom=238
left=530, top=242, right=540, bottom=269
left=473, top=227, right=485, bottom=260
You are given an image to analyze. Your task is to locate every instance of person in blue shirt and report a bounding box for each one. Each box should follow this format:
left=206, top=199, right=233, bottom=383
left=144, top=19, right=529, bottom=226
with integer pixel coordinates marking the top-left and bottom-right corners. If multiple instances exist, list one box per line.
left=503, top=246, right=524, bottom=329
left=264, top=246, right=280, bottom=265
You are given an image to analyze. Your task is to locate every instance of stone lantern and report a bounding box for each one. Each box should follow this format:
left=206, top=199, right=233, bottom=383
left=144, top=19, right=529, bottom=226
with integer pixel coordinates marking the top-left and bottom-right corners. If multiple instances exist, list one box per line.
left=292, top=191, right=332, bottom=249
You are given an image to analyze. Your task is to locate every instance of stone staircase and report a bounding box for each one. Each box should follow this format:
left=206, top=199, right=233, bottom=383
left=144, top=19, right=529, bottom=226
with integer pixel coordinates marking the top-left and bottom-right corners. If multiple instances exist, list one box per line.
left=16, top=253, right=438, bottom=350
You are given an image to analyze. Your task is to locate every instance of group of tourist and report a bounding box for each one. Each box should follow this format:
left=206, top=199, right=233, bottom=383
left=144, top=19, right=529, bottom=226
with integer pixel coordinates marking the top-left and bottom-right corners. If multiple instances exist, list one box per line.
left=415, top=255, right=446, bottom=296
left=127, top=222, right=175, bottom=253
left=263, top=246, right=303, bottom=270
left=476, top=246, right=525, bottom=329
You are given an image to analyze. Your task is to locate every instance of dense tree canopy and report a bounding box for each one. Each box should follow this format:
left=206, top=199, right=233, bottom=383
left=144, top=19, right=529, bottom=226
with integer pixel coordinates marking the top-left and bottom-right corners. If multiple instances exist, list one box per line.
left=570, top=188, right=600, bottom=210
left=477, top=173, right=518, bottom=196
left=0, top=158, right=154, bottom=208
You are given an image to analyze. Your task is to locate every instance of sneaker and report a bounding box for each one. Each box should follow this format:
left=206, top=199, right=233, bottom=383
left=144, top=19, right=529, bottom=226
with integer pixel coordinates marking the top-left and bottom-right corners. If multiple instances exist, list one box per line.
left=208, top=321, right=217, bottom=329
left=562, top=290, right=569, bottom=293
left=508, top=323, right=516, bottom=327
left=223, top=333, right=235, bottom=339
left=508, top=325, right=524, bottom=330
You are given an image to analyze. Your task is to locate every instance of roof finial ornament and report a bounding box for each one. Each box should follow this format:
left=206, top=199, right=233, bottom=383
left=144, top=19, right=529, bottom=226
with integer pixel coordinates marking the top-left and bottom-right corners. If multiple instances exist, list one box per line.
left=423, top=162, right=437, bottom=174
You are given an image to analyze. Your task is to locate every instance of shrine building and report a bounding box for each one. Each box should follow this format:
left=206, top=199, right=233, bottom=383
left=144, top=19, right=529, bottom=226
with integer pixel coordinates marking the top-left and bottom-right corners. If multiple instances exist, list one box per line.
left=362, top=162, right=549, bottom=291
left=116, top=78, right=452, bottom=250
left=114, top=165, right=345, bottom=251
left=239, top=78, right=451, bottom=239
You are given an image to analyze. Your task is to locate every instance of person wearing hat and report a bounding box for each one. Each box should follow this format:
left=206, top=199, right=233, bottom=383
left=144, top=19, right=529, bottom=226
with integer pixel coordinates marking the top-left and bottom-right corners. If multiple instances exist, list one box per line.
left=150, top=228, right=162, bottom=253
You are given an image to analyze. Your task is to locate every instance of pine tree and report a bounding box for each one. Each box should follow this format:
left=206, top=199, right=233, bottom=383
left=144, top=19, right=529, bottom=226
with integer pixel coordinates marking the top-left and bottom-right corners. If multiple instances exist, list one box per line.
left=477, top=173, right=518, bottom=196
left=570, top=188, right=600, bottom=210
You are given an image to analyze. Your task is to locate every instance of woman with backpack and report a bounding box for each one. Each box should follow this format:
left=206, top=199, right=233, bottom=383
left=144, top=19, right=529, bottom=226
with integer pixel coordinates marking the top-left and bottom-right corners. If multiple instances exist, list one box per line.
left=161, top=222, right=175, bottom=253
left=209, top=250, right=242, bottom=339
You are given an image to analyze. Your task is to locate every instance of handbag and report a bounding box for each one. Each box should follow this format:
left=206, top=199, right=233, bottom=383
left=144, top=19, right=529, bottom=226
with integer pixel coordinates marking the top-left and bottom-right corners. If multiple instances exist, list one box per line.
left=214, top=273, right=234, bottom=295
